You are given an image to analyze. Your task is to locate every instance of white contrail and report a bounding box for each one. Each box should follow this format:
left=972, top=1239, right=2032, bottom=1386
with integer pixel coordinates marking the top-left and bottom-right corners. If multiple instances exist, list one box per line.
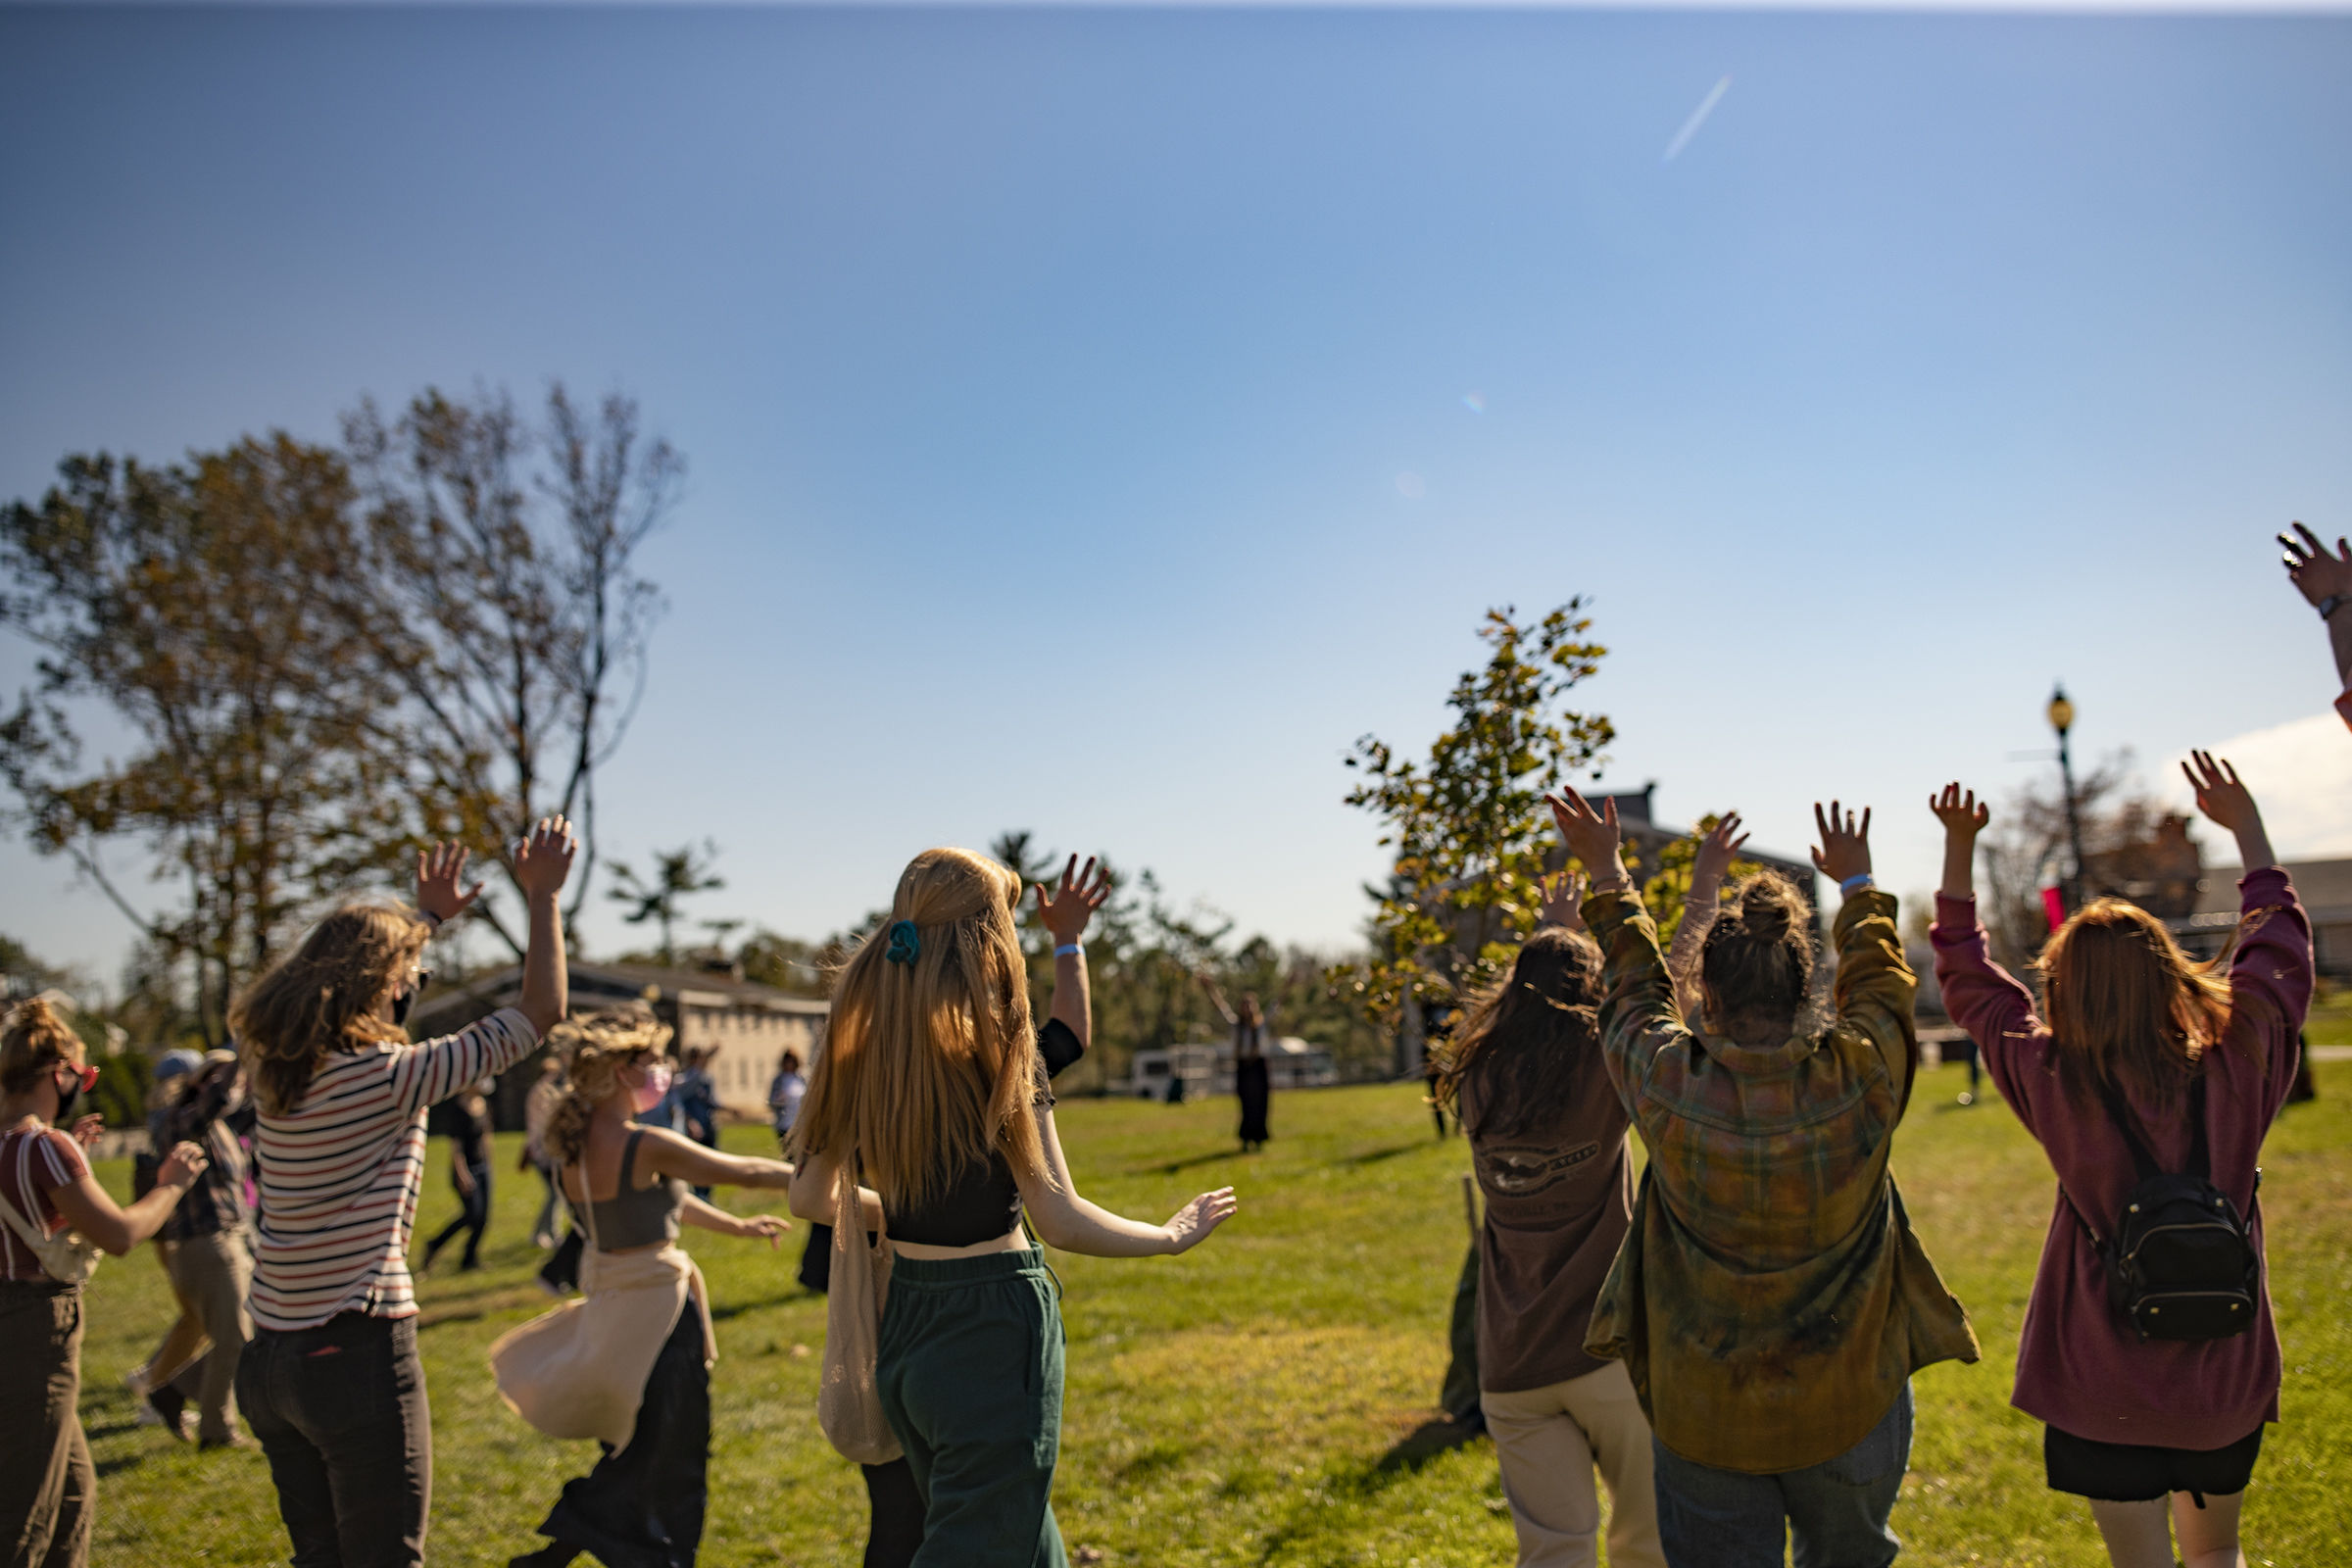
left=1663, top=74, right=1732, bottom=162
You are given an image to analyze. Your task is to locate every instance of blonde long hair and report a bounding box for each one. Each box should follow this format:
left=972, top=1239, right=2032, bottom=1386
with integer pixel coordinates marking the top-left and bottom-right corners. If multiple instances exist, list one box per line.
left=542, top=1005, right=674, bottom=1165
left=232, top=904, right=428, bottom=1115
left=792, top=847, right=1051, bottom=1209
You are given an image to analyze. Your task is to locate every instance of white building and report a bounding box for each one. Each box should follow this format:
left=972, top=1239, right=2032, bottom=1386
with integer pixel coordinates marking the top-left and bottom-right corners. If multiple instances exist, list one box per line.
left=1120, top=1035, right=1338, bottom=1100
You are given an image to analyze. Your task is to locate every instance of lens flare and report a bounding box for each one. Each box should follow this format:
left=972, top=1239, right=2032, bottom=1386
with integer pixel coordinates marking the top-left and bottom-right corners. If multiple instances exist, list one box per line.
left=1461, top=392, right=1486, bottom=415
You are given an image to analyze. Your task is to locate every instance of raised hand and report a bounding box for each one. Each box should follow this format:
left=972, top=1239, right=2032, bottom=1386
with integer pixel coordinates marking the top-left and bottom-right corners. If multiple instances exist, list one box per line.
left=1929, top=783, right=1989, bottom=840
left=416, top=842, right=485, bottom=925
left=1538, top=869, right=1588, bottom=931
left=1163, top=1187, right=1239, bottom=1254
left=513, top=816, right=578, bottom=903
left=1691, top=812, right=1749, bottom=892
left=1034, top=856, right=1112, bottom=947
left=2280, top=521, right=2352, bottom=608
left=2181, top=752, right=2256, bottom=836
left=69, top=1114, right=105, bottom=1151
left=1810, top=801, right=1873, bottom=886
left=1546, top=787, right=1629, bottom=889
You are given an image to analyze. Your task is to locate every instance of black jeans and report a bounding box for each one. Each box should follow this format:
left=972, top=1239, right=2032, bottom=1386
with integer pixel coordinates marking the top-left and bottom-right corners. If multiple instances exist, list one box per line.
left=424, top=1161, right=492, bottom=1268
left=235, top=1311, right=431, bottom=1568
left=532, top=1303, right=710, bottom=1567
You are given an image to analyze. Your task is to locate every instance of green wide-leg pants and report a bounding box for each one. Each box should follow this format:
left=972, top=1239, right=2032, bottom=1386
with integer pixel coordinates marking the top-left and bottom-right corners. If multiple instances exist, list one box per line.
left=876, top=1250, right=1068, bottom=1568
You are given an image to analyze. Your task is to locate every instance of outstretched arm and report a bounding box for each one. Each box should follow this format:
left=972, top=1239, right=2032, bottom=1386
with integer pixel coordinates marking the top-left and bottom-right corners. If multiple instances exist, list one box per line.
left=1667, top=813, right=1745, bottom=1019
left=1017, top=1108, right=1237, bottom=1257
left=786, top=1147, right=884, bottom=1231
left=634, top=1124, right=796, bottom=1192
left=2280, top=522, right=2352, bottom=690
left=1930, top=784, right=1987, bottom=899
left=679, top=1193, right=791, bottom=1245
left=50, top=1142, right=208, bottom=1256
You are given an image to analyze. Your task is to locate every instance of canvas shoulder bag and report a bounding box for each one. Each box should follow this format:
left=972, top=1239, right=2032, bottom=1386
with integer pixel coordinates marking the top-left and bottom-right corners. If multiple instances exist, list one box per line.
left=0, top=1135, right=103, bottom=1287
left=816, top=1155, right=902, bottom=1465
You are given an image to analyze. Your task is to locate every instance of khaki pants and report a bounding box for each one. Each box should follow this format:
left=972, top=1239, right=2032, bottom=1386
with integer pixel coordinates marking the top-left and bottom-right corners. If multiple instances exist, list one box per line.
left=168, top=1228, right=253, bottom=1444
left=0, top=1280, right=93, bottom=1568
left=1481, top=1359, right=1665, bottom=1568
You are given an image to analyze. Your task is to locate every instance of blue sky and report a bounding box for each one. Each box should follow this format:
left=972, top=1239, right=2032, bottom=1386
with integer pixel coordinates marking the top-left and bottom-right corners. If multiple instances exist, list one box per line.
left=3, top=4, right=2349, bottom=988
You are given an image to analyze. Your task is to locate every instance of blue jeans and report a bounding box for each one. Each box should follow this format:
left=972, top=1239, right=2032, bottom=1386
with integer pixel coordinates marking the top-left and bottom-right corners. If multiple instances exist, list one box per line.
left=1652, top=1383, right=1913, bottom=1568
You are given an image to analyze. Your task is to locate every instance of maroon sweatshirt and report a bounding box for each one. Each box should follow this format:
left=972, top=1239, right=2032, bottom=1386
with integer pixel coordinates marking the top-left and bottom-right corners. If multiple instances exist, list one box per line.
left=1930, top=867, right=2310, bottom=1450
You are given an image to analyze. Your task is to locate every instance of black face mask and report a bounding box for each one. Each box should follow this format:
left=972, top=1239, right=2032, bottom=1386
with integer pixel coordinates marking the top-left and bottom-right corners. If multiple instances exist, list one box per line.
left=53, top=1074, right=80, bottom=1125
left=391, top=989, right=416, bottom=1027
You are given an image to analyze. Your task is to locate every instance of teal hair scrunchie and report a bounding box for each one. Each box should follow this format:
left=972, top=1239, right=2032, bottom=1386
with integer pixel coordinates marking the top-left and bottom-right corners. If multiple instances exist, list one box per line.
left=884, top=919, right=920, bottom=966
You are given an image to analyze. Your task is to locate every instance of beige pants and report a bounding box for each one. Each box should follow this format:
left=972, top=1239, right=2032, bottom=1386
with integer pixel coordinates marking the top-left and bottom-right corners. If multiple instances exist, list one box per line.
left=1481, top=1359, right=1665, bottom=1568
left=168, top=1227, right=253, bottom=1444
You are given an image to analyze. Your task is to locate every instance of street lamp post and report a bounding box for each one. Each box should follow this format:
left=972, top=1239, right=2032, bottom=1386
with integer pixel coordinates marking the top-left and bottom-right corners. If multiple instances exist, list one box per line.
left=2048, top=685, right=2086, bottom=914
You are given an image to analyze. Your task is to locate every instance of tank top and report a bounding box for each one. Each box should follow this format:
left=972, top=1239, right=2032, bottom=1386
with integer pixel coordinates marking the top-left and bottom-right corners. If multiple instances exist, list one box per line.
left=584, top=1128, right=685, bottom=1252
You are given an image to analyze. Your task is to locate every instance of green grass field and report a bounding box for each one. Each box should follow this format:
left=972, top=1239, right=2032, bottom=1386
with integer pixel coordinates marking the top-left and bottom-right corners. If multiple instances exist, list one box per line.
left=77, top=1052, right=2351, bottom=1567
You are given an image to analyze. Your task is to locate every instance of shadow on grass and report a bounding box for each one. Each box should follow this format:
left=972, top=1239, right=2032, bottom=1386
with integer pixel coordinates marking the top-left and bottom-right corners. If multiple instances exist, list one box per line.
left=1373, top=1414, right=1485, bottom=1474
left=1153, top=1149, right=1244, bottom=1175
left=1336, top=1143, right=1429, bottom=1167
left=710, top=1292, right=812, bottom=1323
left=417, top=1286, right=551, bottom=1330
left=1248, top=1414, right=1489, bottom=1565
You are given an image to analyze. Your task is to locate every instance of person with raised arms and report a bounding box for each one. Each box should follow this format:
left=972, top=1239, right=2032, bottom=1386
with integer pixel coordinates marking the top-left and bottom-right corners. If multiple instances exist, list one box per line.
left=231, top=822, right=575, bottom=1568
left=789, top=846, right=1236, bottom=1568
left=1547, top=788, right=1977, bottom=1568
left=1929, top=758, right=2308, bottom=1568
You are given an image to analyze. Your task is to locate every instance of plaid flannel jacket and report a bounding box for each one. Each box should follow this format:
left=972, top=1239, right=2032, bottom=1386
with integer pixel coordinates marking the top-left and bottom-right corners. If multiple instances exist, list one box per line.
left=1580, top=886, right=1978, bottom=1473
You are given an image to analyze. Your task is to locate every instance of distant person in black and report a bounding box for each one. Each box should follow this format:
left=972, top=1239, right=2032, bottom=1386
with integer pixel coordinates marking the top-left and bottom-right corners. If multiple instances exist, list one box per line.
left=1200, top=979, right=1273, bottom=1151
left=422, top=1078, right=495, bottom=1272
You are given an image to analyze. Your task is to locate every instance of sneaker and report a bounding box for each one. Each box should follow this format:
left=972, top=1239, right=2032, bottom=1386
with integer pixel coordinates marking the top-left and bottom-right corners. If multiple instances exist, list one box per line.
left=124, top=1365, right=155, bottom=1401
left=146, top=1390, right=191, bottom=1443
left=199, top=1433, right=255, bottom=1451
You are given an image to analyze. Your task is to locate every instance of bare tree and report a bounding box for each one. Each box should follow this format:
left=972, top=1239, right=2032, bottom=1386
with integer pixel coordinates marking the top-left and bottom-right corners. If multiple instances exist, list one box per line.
left=340, top=385, right=681, bottom=954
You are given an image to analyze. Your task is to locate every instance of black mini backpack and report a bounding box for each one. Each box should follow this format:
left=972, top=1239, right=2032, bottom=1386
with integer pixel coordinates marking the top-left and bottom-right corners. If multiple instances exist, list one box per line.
left=2065, top=1072, right=2261, bottom=1343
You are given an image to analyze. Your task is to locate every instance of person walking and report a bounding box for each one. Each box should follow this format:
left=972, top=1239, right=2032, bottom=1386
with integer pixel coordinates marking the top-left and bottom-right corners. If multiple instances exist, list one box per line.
left=154, top=1050, right=258, bottom=1449
left=232, top=822, right=575, bottom=1568
left=677, top=1050, right=719, bottom=1200
left=496, top=1006, right=795, bottom=1568
left=789, top=847, right=1235, bottom=1568
left=421, top=1079, right=495, bottom=1273
left=124, top=1049, right=207, bottom=1439
left=766, top=1050, right=806, bottom=1153
left=1929, top=758, right=2307, bottom=1568
left=525, top=1054, right=568, bottom=1250
left=3, top=996, right=210, bottom=1568
left=1548, top=788, right=1978, bottom=1568
left=1200, top=981, right=1272, bottom=1152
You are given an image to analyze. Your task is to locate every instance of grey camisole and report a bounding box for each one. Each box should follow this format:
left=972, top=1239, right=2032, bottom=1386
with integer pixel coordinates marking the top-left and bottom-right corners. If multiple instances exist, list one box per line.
left=582, top=1127, right=685, bottom=1252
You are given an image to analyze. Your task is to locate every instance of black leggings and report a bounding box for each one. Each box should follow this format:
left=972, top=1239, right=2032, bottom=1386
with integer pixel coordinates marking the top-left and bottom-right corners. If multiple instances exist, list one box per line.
left=531, top=1306, right=710, bottom=1567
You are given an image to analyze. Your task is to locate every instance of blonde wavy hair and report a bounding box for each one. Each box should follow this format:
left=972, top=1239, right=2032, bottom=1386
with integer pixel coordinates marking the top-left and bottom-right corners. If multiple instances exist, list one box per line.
left=792, top=847, right=1052, bottom=1210
left=232, top=904, right=429, bottom=1116
left=2, top=997, right=85, bottom=1097
left=542, top=1005, right=675, bottom=1166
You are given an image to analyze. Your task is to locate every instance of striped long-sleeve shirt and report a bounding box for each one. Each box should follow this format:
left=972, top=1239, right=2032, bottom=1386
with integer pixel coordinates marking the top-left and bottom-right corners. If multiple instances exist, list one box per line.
left=248, top=1007, right=538, bottom=1332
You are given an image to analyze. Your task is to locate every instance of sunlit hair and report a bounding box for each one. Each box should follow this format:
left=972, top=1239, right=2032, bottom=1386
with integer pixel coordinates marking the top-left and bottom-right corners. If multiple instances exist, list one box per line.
left=1433, top=927, right=1603, bottom=1141
left=1, top=998, right=85, bottom=1098
left=2036, top=897, right=2255, bottom=1110
left=792, top=847, right=1052, bottom=1210
left=543, top=1004, right=675, bottom=1166
left=232, top=903, right=428, bottom=1116
left=1699, top=871, right=1816, bottom=1035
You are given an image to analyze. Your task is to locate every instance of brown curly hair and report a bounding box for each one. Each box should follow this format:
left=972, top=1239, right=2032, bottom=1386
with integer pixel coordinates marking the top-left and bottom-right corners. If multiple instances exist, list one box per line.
left=542, top=1005, right=675, bottom=1166
left=232, top=903, right=429, bottom=1116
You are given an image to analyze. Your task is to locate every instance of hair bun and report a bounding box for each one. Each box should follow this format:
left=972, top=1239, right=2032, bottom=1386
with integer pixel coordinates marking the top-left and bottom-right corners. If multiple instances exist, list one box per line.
left=1738, top=880, right=1801, bottom=940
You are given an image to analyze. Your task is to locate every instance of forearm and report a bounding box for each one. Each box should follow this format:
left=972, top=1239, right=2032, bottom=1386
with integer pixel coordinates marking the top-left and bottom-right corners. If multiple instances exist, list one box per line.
left=2235, top=817, right=2278, bottom=873
left=1940, top=833, right=1978, bottom=899
left=679, top=1193, right=750, bottom=1235
left=517, top=892, right=568, bottom=1036
left=2328, top=609, right=2352, bottom=689
left=1030, top=1193, right=1174, bottom=1257
left=1049, top=950, right=1091, bottom=1047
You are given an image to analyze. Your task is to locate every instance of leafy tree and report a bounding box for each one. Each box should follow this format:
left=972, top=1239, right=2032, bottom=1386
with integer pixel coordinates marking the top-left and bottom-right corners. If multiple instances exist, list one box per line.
left=339, top=385, right=681, bottom=955
left=1, top=439, right=400, bottom=1044
left=1338, top=603, right=1614, bottom=1026
left=608, top=841, right=724, bottom=966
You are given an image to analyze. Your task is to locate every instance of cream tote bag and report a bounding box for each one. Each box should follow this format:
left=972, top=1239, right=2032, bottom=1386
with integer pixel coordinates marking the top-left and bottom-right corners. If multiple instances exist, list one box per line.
left=816, top=1157, right=902, bottom=1465
left=0, top=1167, right=102, bottom=1286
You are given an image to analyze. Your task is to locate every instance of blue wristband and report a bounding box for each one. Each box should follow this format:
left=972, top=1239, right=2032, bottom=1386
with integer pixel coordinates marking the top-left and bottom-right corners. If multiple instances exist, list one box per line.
left=1839, top=873, right=1875, bottom=896
left=1054, top=944, right=1083, bottom=958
